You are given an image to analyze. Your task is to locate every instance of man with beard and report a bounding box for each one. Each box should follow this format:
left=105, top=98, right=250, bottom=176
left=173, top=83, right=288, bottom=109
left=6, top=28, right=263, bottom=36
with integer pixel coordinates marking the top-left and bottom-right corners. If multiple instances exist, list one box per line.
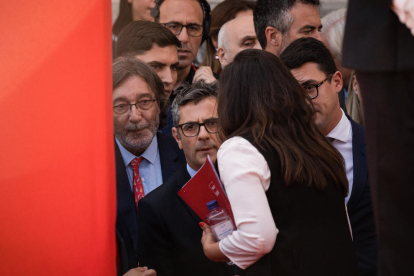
left=112, top=58, right=185, bottom=274
left=136, top=82, right=233, bottom=276
left=115, top=20, right=181, bottom=136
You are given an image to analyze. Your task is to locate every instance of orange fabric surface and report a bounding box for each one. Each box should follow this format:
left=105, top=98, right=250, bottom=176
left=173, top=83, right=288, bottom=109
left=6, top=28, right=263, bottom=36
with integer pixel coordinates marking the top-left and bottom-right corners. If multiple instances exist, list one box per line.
left=0, top=1, right=116, bottom=275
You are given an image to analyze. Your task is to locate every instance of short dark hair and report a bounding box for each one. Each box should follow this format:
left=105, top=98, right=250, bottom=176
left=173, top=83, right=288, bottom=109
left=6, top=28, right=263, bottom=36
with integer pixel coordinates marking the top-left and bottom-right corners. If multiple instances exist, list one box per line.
left=115, top=20, right=181, bottom=58
left=254, top=0, right=320, bottom=49
left=171, top=81, right=218, bottom=127
left=280, top=37, right=337, bottom=77
left=112, top=57, right=168, bottom=128
left=218, top=49, right=348, bottom=195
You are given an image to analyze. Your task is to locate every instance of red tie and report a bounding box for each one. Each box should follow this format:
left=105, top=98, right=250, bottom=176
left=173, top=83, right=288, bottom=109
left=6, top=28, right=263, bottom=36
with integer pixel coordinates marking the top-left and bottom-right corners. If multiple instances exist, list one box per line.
left=130, top=157, right=145, bottom=209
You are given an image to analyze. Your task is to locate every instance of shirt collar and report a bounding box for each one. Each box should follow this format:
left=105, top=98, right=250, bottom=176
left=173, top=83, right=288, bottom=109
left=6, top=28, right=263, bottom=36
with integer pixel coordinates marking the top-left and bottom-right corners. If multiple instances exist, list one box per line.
left=115, top=134, right=159, bottom=166
left=186, top=163, right=198, bottom=178
left=326, top=109, right=351, bottom=143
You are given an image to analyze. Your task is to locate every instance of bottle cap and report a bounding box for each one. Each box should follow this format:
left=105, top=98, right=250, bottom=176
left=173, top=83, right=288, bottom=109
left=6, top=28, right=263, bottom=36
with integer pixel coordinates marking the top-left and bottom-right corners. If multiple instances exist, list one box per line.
left=207, top=200, right=219, bottom=211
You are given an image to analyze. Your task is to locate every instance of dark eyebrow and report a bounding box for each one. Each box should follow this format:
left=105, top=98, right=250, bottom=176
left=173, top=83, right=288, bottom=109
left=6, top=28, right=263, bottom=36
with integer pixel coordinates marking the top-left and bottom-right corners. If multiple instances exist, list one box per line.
left=165, top=21, right=201, bottom=26
left=181, top=117, right=218, bottom=125
left=148, top=61, right=165, bottom=67
left=239, top=36, right=257, bottom=45
left=113, top=96, right=129, bottom=104
left=113, top=93, right=154, bottom=103
left=300, top=79, right=319, bottom=85
left=172, top=62, right=179, bottom=68
left=299, top=25, right=317, bottom=32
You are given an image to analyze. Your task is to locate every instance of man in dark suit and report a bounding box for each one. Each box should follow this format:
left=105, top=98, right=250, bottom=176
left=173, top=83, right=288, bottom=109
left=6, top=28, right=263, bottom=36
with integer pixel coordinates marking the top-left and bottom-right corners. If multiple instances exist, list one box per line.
left=112, top=57, right=186, bottom=274
left=136, top=82, right=232, bottom=276
left=343, top=1, right=414, bottom=275
left=281, top=37, right=377, bottom=276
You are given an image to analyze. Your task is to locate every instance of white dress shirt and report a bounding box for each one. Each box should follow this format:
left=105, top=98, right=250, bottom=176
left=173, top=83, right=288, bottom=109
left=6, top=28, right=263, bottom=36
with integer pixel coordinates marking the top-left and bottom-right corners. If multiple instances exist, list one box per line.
left=326, top=109, right=354, bottom=204
left=217, top=136, right=277, bottom=269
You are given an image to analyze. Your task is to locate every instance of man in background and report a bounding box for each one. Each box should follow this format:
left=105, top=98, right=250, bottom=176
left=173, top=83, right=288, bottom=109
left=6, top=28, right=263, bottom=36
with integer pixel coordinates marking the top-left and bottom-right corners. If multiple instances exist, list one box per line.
left=217, top=15, right=261, bottom=67
left=136, top=82, right=233, bottom=276
left=281, top=37, right=377, bottom=276
left=115, top=20, right=181, bottom=135
left=113, top=58, right=185, bottom=273
left=151, top=0, right=216, bottom=90
left=254, top=0, right=322, bottom=57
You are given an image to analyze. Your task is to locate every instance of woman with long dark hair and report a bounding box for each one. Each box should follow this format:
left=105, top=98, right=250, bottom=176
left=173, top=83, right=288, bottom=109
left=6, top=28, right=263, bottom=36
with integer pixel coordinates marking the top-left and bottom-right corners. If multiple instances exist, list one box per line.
left=200, top=49, right=361, bottom=275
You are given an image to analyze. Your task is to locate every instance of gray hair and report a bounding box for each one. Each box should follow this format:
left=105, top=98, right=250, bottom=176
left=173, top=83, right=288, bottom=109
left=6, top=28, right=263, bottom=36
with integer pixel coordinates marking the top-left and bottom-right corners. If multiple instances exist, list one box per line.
left=321, top=8, right=347, bottom=61
left=218, top=19, right=231, bottom=50
left=171, top=81, right=219, bottom=127
left=112, top=57, right=168, bottom=128
left=254, top=0, right=320, bottom=49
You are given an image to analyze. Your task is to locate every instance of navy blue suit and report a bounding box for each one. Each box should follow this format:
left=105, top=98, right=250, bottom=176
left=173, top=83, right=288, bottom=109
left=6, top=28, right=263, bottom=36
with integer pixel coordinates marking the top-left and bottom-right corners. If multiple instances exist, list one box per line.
left=346, top=116, right=377, bottom=276
left=136, top=165, right=233, bottom=276
left=115, top=132, right=186, bottom=274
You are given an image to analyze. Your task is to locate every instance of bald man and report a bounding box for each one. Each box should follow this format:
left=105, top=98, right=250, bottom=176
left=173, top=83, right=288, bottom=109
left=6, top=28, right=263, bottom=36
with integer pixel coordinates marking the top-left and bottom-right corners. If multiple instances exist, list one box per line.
left=217, top=15, right=261, bottom=67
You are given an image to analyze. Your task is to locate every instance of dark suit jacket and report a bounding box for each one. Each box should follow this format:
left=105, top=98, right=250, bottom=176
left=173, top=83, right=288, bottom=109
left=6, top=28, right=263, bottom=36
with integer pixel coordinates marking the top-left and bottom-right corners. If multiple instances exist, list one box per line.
left=343, top=0, right=414, bottom=71
left=136, top=165, right=233, bottom=276
left=346, top=116, right=377, bottom=276
left=115, top=132, right=186, bottom=274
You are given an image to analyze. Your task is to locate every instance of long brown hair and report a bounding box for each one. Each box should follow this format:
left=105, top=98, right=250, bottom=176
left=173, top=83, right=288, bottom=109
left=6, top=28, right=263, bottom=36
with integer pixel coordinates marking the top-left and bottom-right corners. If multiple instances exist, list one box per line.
left=112, top=0, right=134, bottom=36
left=218, top=49, right=348, bottom=196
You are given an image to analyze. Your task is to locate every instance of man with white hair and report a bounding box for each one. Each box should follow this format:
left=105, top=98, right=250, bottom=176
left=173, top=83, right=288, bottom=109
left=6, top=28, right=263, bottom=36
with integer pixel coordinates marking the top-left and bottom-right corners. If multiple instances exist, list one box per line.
left=217, top=15, right=261, bottom=67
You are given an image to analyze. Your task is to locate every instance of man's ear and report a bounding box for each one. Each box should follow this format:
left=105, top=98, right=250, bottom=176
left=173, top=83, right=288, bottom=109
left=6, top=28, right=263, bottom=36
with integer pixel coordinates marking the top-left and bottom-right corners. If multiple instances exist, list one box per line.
left=265, top=26, right=282, bottom=54
left=217, top=47, right=228, bottom=67
left=332, top=71, right=343, bottom=93
left=172, top=127, right=183, bottom=150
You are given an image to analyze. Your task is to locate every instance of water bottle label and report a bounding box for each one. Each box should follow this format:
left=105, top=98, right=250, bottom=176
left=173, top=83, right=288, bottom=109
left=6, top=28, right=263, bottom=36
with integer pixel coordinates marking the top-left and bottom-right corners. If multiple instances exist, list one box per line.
left=211, top=220, right=234, bottom=241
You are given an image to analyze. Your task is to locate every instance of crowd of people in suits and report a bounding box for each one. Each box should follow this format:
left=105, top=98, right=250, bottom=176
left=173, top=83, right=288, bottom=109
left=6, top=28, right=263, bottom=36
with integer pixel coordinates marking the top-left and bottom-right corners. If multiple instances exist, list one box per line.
left=111, top=0, right=414, bottom=275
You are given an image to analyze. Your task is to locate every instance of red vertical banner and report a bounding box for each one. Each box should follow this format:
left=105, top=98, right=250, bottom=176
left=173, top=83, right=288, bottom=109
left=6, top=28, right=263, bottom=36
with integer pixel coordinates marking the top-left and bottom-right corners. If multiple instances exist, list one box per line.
left=0, top=1, right=116, bottom=275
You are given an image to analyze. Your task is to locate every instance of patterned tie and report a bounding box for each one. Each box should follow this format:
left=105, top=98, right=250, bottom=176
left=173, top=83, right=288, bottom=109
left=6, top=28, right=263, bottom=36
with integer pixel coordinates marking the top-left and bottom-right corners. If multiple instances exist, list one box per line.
left=130, top=157, right=145, bottom=209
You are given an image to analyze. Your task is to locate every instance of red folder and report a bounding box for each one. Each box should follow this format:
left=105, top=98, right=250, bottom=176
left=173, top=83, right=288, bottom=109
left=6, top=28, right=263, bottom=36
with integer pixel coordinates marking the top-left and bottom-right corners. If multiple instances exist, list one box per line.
left=178, top=156, right=235, bottom=225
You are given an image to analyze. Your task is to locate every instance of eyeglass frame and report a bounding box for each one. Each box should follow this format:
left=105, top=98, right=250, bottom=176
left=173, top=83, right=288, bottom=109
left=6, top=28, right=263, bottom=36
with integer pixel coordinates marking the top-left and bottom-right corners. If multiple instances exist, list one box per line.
left=113, top=98, right=157, bottom=115
left=161, top=22, right=204, bottom=37
left=302, top=74, right=333, bottom=99
left=177, top=118, right=219, bottom=137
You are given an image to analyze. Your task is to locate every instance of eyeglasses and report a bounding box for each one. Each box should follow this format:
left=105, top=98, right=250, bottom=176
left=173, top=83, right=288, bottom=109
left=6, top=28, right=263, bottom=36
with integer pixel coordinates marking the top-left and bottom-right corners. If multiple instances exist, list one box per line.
left=161, top=22, right=203, bottom=37
left=302, top=75, right=332, bottom=99
left=113, top=99, right=156, bottom=115
left=177, top=118, right=219, bottom=137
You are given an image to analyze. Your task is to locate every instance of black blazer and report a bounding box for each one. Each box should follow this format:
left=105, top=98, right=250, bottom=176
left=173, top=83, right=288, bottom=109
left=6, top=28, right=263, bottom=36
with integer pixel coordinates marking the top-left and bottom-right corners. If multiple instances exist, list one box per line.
left=115, top=132, right=186, bottom=274
left=343, top=0, right=414, bottom=71
left=136, top=165, right=233, bottom=276
left=347, top=116, right=378, bottom=276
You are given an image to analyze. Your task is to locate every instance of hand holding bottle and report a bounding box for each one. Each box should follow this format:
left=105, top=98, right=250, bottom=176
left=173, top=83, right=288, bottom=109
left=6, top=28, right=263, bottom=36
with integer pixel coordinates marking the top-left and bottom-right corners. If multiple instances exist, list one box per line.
left=200, top=222, right=230, bottom=262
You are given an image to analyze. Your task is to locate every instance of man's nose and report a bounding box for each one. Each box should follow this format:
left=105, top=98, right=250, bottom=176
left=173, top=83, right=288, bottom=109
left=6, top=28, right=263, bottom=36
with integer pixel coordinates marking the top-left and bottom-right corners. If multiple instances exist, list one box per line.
left=128, top=105, right=143, bottom=122
left=161, top=68, right=173, bottom=85
left=198, top=124, right=210, bottom=140
left=178, top=27, right=189, bottom=43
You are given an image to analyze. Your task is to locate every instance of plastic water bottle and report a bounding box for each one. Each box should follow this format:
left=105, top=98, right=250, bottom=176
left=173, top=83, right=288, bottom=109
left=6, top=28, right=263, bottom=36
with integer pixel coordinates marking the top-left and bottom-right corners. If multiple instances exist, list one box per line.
left=206, top=200, right=235, bottom=265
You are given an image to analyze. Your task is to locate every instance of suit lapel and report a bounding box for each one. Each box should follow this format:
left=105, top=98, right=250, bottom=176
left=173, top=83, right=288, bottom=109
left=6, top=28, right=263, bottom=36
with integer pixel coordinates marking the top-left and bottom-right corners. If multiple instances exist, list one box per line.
left=347, top=117, right=368, bottom=213
left=115, top=142, right=138, bottom=252
left=157, top=132, right=183, bottom=183
left=174, top=165, right=204, bottom=224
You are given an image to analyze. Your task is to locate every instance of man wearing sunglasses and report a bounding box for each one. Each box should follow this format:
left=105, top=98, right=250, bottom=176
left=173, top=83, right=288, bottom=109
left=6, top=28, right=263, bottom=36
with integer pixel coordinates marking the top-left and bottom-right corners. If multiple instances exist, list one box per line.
left=281, top=37, right=377, bottom=276
left=136, top=82, right=233, bottom=276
